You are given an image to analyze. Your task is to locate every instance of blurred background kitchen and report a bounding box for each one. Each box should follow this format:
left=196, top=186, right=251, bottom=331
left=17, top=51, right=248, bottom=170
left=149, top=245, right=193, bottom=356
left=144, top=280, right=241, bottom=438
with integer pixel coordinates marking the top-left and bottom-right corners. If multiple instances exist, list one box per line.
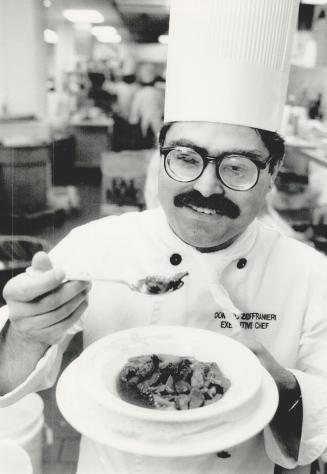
left=1, top=1, right=327, bottom=473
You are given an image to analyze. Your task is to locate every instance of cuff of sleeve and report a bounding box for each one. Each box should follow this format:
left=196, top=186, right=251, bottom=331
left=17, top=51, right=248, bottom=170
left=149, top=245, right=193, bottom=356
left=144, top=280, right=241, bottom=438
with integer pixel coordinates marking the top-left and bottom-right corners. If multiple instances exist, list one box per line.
left=291, top=368, right=327, bottom=466
left=265, top=369, right=327, bottom=468
left=263, top=369, right=298, bottom=469
left=264, top=426, right=298, bottom=469
left=0, top=304, right=65, bottom=407
left=0, top=343, right=61, bottom=407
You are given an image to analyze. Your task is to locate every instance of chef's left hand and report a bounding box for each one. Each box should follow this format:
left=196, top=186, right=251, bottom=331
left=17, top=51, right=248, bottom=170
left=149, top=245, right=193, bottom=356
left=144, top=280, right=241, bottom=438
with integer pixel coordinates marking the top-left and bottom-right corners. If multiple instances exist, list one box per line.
left=234, top=331, right=301, bottom=460
left=234, top=332, right=297, bottom=392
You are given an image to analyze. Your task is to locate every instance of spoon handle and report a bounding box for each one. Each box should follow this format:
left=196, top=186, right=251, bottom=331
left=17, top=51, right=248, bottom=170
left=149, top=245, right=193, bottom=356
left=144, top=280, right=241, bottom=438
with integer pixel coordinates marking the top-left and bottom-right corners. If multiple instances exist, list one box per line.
left=62, top=272, right=129, bottom=284
left=25, top=267, right=131, bottom=285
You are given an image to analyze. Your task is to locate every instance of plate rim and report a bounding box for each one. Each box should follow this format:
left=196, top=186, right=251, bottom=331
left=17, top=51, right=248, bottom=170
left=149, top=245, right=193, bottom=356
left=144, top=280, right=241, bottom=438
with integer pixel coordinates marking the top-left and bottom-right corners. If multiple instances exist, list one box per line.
left=76, top=326, right=263, bottom=422
left=56, top=362, right=278, bottom=457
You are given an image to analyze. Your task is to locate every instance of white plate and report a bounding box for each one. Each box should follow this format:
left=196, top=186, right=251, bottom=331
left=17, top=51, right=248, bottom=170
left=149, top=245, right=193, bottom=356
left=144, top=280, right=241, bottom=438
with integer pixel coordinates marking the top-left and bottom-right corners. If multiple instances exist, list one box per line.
left=57, top=365, right=277, bottom=456
left=56, top=364, right=278, bottom=457
left=71, top=326, right=263, bottom=424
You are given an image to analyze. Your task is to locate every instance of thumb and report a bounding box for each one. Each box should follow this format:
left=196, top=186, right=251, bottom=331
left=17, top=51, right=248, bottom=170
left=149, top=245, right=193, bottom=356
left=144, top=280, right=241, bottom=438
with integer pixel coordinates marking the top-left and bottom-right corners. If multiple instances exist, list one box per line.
left=31, top=251, right=53, bottom=272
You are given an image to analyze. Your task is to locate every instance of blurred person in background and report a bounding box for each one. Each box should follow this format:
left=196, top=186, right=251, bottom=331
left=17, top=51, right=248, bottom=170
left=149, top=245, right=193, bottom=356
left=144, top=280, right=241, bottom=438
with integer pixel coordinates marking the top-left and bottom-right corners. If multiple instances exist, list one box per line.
left=114, top=73, right=139, bottom=122
left=128, top=64, right=165, bottom=149
left=87, top=72, right=116, bottom=117
left=110, top=61, right=140, bottom=151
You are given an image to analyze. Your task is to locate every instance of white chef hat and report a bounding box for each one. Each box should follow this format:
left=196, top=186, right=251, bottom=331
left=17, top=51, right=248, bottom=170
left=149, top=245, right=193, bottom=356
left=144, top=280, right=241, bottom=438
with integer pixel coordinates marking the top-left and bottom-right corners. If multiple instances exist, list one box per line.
left=164, top=0, right=300, bottom=132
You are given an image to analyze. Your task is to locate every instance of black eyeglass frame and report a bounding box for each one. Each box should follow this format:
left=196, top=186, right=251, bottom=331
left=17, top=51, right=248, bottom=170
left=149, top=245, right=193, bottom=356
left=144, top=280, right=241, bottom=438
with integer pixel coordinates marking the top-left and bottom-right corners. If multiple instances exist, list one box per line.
left=160, top=145, right=275, bottom=191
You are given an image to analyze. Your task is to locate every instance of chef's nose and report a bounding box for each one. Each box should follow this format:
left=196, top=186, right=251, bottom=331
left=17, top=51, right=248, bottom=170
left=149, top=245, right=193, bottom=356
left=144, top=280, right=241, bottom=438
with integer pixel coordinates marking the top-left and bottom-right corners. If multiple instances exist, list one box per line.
left=193, top=162, right=224, bottom=197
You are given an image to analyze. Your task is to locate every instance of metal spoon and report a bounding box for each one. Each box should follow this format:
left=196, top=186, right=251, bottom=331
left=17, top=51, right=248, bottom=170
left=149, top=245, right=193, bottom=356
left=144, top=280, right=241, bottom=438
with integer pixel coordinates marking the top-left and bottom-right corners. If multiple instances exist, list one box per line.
left=26, top=267, right=189, bottom=295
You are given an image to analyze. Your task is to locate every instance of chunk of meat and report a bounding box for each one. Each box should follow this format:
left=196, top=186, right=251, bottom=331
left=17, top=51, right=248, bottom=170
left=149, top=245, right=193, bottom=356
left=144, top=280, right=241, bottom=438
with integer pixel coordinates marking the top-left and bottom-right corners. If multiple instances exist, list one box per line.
left=142, top=272, right=189, bottom=295
left=175, top=394, right=190, bottom=410
left=175, top=380, right=191, bottom=394
left=144, top=276, right=170, bottom=294
left=117, top=354, right=230, bottom=410
left=153, top=394, right=175, bottom=409
left=189, top=389, right=205, bottom=409
left=120, top=355, right=158, bottom=384
left=190, top=362, right=206, bottom=389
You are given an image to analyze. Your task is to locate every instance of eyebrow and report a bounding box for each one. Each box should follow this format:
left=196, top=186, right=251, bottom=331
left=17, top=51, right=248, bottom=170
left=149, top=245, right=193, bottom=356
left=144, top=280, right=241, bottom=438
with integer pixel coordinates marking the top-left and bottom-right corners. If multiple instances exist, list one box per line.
left=163, top=139, right=265, bottom=161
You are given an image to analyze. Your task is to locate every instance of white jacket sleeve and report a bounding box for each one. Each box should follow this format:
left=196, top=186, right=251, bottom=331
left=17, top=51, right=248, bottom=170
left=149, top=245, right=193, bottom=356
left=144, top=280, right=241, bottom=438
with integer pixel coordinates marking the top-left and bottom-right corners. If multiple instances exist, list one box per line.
left=264, top=258, right=327, bottom=468
left=0, top=228, right=86, bottom=407
left=0, top=304, right=78, bottom=407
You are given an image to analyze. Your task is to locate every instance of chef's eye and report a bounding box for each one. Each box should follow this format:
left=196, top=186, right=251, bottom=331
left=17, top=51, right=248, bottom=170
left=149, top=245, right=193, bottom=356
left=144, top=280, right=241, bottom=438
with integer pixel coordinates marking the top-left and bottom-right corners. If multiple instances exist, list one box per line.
left=176, top=154, right=198, bottom=165
left=221, top=164, right=247, bottom=177
left=220, top=156, right=254, bottom=177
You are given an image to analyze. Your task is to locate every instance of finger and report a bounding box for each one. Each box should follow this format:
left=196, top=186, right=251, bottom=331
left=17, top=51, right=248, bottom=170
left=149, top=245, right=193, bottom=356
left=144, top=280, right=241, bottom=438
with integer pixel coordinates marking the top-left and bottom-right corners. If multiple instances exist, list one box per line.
left=43, top=300, right=88, bottom=345
left=31, top=251, right=53, bottom=272
left=10, top=280, right=91, bottom=319
left=33, top=280, right=91, bottom=315
left=3, top=267, right=66, bottom=303
left=19, top=289, right=89, bottom=330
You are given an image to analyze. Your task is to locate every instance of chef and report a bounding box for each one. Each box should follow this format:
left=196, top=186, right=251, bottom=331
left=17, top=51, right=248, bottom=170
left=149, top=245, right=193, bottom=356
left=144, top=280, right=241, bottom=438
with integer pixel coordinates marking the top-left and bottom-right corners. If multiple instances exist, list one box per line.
left=1, top=0, right=327, bottom=473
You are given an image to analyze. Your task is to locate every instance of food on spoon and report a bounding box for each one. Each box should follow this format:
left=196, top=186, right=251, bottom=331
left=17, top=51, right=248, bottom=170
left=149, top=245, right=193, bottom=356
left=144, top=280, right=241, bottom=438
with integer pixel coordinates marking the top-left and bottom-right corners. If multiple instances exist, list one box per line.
left=137, top=272, right=189, bottom=294
left=117, top=354, right=230, bottom=410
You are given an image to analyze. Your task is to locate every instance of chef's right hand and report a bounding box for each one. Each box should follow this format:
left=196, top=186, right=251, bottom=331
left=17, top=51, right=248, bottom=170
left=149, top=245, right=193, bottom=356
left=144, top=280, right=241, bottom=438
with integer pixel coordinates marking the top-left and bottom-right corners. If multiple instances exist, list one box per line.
left=3, top=251, right=91, bottom=348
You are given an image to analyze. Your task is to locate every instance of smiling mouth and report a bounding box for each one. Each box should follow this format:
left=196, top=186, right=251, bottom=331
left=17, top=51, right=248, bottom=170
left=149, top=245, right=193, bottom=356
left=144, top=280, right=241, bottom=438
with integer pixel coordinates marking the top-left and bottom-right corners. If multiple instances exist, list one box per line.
left=185, top=203, right=223, bottom=216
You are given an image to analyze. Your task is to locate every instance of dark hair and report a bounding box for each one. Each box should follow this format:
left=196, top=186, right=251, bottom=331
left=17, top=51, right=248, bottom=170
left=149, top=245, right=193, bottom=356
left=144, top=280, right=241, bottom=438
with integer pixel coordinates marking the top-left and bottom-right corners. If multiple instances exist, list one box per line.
left=159, top=122, right=285, bottom=174
left=123, top=74, right=136, bottom=84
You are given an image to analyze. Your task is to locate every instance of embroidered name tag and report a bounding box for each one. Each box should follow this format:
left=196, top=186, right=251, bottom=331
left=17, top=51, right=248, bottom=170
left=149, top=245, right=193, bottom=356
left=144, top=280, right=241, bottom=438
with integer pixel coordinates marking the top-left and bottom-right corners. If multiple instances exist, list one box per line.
left=214, top=312, right=277, bottom=330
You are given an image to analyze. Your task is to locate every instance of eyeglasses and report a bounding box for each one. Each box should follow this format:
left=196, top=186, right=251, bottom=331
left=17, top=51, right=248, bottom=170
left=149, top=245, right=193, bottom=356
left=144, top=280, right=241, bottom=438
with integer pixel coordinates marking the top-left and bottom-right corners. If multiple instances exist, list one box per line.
left=160, top=146, right=274, bottom=191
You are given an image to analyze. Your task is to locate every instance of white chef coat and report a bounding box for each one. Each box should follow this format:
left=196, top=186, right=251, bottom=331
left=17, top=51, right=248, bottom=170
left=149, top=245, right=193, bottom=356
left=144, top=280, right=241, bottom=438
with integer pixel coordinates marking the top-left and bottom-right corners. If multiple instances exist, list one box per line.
left=1, top=207, right=327, bottom=474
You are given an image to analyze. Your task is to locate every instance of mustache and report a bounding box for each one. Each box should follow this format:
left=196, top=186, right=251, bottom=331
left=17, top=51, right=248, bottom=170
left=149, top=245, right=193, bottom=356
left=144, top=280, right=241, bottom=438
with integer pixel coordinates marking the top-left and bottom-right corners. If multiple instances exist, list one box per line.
left=174, top=191, right=240, bottom=219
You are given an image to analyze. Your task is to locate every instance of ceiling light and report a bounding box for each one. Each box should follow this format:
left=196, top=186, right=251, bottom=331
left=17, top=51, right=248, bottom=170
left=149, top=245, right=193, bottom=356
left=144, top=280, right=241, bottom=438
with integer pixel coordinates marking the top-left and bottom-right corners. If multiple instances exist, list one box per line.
left=92, top=26, right=117, bottom=36
left=44, top=29, right=58, bottom=44
left=300, top=0, right=327, bottom=4
left=96, top=33, right=122, bottom=44
left=43, top=0, right=52, bottom=7
left=92, top=26, right=121, bottom=43
left=158, top=35, right=168, bottom=44
left=63, top=9, right=104, bottom=24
